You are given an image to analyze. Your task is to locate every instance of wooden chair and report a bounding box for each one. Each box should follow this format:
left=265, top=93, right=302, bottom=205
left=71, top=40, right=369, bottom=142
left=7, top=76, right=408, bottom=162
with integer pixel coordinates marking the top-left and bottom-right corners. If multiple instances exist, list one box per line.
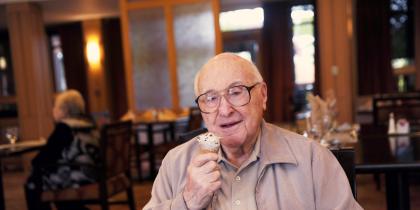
left=372, top=92, right=420, bottom=129
left=186, top=107, right=203, bottom=132
left=133, top=107, right=202, bottom=180
left=371, top=93, right=420, bottom=190
left=178, top=127, right=207, bottom=143
left=40, top=121, right=136, bottom=210
left=133, top=121, right=176, bottom=180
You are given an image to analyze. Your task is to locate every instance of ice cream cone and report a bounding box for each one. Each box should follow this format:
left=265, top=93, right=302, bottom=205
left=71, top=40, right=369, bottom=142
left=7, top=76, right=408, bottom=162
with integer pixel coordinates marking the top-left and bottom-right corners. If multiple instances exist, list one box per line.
left=196, top=132, right=221, bottom=154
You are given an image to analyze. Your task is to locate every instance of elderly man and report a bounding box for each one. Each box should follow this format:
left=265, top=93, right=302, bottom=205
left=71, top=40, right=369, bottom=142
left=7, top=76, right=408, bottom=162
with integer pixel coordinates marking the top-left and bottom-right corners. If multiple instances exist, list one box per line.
left=143, top=53, right=362, bottom=210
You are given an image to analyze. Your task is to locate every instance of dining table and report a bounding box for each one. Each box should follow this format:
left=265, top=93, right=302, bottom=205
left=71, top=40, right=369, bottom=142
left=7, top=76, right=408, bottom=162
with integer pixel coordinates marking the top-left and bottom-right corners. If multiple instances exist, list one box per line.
left=0, top=139, right=45, bottom=210
left=355, top=124, right=420, bottom=210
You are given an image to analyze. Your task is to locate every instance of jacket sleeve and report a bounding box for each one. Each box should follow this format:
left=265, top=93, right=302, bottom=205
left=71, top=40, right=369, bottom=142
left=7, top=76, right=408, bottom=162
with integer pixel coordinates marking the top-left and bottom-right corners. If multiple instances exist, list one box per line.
left=142, top=151, right=189, bottom=210
left=31, top=123, right=73, bottom=167
left=311, top=144, right=364, bottom=210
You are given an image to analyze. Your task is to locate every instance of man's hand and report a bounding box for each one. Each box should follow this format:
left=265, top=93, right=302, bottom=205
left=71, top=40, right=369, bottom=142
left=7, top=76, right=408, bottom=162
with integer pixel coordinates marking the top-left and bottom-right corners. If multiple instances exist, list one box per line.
left=183, top=152, right=221, bottom=210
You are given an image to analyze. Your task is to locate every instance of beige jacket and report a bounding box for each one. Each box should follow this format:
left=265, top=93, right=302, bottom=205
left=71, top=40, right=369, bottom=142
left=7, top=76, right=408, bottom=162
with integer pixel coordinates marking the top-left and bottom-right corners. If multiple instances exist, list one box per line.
left=143, top=121, right=363, bottom=210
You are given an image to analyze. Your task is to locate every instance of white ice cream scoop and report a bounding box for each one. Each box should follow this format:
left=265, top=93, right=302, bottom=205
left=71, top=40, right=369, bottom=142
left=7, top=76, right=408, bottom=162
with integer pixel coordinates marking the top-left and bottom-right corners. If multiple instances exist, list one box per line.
left=196, top=132, right=221, bottom=153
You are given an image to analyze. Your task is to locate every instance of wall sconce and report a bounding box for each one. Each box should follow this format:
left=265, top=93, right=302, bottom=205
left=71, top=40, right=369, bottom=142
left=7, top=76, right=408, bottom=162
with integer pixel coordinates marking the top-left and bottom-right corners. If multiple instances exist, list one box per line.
left=0, top=57, right=7, bottom=71
left=86, top=36, right=101, bottom=69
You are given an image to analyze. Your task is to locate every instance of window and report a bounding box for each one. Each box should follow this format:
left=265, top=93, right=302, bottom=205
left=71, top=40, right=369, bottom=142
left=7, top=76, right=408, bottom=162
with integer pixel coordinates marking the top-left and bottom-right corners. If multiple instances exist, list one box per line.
left=0, top=33, right=14, bottom=97
left=0, top=32, right=17, bottom=118
left=219, top=7, right=264, bottom=32
left=221, top=8, right=263, bottom=66
left=50, top=35, right=67, bottom=92
left=233, top=51, right=252, bottom=61
left=291, top=4, right=316, bottom=116
left=389, top=0, right=415, bottom=92
left=291, top=5, right=315, bottom=85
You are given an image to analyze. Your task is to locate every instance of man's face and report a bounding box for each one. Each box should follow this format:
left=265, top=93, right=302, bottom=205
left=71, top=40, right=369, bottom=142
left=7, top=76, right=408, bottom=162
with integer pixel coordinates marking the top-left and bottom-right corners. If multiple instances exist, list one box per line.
left=197, top=60, right=267, bottom=150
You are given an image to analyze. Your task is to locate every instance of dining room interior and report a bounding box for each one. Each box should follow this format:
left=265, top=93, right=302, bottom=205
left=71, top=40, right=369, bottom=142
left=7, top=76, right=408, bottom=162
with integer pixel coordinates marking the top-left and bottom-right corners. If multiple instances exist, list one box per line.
left=0, top=0, right=420, bottom=209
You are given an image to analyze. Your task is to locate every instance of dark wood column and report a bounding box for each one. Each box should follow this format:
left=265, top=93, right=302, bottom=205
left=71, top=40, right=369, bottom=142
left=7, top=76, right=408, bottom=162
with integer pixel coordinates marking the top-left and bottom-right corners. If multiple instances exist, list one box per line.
left=6, top=3, right=54, bottom=139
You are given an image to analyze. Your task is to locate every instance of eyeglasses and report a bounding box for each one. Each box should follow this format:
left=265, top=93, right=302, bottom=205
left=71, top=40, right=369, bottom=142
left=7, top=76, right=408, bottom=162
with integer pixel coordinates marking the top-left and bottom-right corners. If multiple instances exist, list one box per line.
left=195, top=83, right=260, bottom=114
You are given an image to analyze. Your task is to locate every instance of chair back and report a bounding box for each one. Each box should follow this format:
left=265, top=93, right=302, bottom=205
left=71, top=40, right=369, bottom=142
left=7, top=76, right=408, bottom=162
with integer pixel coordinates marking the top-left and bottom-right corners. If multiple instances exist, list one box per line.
left=179, top=127, right=207, bottom=142
left=187, top=107, right=203, bottom=132
left=372, top=92, right=420, bottom=129
left=100, top=121, right=133, bottom=178
left=331, top=148, right=356, bottom=198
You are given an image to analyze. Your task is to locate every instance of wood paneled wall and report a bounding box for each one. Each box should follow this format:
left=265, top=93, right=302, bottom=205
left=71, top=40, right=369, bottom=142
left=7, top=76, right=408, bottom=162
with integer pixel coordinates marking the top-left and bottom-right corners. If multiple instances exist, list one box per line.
left=102, top=18, right=128, bottom=120
left=82, top=20, right=110, bottom=114
left=6, top=2, right=54, bottom=139
left=262, top=1, right=295, bottom=123
left=416, top=0, right=420, bottom=90
left=316, top=0, right=355, bottom=123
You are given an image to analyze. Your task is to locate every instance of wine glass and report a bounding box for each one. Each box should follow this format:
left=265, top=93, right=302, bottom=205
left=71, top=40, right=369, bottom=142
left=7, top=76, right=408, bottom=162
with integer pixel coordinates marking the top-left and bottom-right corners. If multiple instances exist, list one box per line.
left=310, top=123, right=322, bottom=141
left=5, top=127, right=18, bottom=145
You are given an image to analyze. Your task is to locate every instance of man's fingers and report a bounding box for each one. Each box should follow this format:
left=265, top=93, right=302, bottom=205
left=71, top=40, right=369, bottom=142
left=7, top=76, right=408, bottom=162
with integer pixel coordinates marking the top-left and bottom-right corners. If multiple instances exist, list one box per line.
left=208, top=180, right=222, bottom=193
left=183, top=156, right=222, bottom=210
left=192, top=153, right=218, bottom=167
left=207, top=170, right=221, bottom=183
left=199, top=160, right=219, bottom=174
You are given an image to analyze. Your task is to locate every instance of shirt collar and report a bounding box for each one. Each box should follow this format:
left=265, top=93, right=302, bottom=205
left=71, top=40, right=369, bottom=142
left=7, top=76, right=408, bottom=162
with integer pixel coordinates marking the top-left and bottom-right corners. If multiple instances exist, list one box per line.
left=258, top=120, right=298, bottom=166
left=217, top=128, right=262, bottom=165
left=216, top=120, right=298, bottom=166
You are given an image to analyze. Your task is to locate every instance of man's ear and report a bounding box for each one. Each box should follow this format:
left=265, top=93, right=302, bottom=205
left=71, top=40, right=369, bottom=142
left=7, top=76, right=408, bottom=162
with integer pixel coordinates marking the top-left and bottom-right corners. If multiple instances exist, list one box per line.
left=260, top=82, right=268, bottom=110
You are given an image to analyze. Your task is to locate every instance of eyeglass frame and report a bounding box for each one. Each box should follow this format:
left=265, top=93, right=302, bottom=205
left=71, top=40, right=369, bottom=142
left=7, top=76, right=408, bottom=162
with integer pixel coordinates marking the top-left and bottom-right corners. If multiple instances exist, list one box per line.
left=194, top=82, right=261, bottom=114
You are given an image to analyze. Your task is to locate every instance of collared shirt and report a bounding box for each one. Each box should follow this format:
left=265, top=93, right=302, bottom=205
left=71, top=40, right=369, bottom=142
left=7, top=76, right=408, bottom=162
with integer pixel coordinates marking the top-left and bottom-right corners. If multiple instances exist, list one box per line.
left=211, top=131, right=261, bottom=210
left=143, top=121, right=363, bottom=210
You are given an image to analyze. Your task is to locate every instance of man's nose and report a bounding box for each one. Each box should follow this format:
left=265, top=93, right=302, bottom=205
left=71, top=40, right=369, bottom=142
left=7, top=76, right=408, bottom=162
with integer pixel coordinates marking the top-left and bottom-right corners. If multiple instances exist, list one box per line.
left=218, top=96, right=234, bottom=116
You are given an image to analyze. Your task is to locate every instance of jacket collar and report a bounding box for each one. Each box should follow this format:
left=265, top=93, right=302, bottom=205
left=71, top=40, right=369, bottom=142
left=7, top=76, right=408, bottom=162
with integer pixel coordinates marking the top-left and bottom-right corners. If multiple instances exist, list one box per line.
left=259, top=120, right=298, bottom=166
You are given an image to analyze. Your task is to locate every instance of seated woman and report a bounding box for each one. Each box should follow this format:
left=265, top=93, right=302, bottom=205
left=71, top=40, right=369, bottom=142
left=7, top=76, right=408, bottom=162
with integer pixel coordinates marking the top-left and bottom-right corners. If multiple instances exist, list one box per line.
left=25, top=90, right=100, bottom=210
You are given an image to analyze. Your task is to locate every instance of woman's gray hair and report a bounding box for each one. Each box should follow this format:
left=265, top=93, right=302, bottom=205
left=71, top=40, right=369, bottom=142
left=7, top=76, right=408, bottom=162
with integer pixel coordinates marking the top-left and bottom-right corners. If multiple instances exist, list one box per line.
left=55, top=89, right=86, bottom=118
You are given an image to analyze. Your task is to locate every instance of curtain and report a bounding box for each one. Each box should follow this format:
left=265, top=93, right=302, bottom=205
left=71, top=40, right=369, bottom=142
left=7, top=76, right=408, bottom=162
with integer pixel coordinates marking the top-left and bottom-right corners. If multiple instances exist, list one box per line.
left=55, top=23, right=90, bottom=110
left=102, top=18, right=128, bottom=120
left=262, top=1, right=295, bottom=123
left=356, top=0, right=396, bottom=95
